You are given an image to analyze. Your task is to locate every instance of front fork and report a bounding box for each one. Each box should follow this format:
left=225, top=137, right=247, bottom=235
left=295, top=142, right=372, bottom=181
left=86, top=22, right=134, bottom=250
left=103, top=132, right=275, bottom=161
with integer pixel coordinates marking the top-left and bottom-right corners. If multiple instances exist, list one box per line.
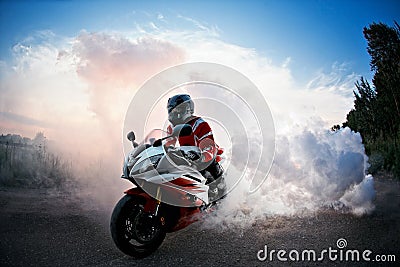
left=124, top=185, right=165, bottom=227
left=154, top=186, right=165, bottom=227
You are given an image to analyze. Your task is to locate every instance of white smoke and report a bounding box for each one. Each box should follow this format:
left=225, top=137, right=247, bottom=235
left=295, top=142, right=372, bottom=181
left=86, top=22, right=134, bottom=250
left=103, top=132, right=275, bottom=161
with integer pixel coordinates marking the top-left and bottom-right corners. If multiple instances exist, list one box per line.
left=0, top=17, right=376, bottom=225
left=163, top=26, right=376, bottom=222
left=0, top=30, right=186, bottom=213
left=204, top=126, right=376, bottom=229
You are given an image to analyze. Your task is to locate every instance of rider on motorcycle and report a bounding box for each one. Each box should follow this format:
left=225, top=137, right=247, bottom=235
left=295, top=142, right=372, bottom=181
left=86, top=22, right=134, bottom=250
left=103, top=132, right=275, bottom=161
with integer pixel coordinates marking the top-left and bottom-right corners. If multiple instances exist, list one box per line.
left=166, top=94, right=226, bottom=201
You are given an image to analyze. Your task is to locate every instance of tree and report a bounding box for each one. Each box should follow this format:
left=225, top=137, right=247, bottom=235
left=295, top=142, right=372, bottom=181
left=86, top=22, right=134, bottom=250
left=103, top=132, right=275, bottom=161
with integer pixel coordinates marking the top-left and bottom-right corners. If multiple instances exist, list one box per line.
left=363, top=22, right=400, bottom=139
left=344, top=77, right=377, bottom=140
left=343, top=21, right=400, bottom=176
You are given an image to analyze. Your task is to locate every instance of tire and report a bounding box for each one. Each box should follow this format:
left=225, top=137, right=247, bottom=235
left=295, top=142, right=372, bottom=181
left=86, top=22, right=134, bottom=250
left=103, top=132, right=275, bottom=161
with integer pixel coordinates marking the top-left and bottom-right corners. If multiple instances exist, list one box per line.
left=110, top=195, right=166, bottom=258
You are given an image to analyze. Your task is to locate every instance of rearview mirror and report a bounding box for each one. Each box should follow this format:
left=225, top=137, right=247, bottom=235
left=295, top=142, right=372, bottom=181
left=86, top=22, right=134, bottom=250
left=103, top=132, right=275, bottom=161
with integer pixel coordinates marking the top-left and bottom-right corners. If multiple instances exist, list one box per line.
left=172, top=124, right=192, bottom=137
left=127, top=131, right=138, bottom=148
left=127, top=131, right=135, bottom=141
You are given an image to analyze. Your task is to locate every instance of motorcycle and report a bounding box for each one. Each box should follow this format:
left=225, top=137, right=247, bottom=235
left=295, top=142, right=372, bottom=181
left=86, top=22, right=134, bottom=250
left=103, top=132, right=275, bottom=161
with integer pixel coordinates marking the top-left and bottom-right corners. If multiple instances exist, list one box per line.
left=110, top=124, right=225, bottom=258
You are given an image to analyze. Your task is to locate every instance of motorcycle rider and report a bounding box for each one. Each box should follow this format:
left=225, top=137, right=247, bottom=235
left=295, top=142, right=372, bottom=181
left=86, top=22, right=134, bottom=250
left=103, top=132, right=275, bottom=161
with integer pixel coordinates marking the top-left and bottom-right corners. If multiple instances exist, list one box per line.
left=166, top=94, right=226, bottom=201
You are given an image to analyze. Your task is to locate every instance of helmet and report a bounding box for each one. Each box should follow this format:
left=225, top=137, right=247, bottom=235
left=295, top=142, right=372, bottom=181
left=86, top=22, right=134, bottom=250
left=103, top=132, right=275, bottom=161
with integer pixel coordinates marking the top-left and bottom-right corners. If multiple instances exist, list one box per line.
left=167, top=94, right=194, bottom=125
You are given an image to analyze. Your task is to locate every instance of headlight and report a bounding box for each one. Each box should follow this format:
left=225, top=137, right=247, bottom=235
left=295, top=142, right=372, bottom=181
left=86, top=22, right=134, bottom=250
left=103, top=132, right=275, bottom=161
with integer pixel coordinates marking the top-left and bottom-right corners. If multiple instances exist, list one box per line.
left=130, top=154, right=163, bottom=175
left=149, top=154, right=163, bottom=165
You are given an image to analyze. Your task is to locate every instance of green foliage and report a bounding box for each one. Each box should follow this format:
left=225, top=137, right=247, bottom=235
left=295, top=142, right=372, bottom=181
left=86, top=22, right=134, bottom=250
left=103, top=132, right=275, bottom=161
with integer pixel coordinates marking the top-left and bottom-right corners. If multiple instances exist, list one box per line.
left=344, top=77, right=378, bottom=138
left=364, top=132, right=400, bottom=175
left=331, top=124, right=341, bottom=131
left=341, top=21, right=400, bottom=178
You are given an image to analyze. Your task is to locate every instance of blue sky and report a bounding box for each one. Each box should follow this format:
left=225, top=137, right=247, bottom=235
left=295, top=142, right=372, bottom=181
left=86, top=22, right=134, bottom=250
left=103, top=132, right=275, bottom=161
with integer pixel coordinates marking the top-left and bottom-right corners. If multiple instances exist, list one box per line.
left=1, top=0, right=399, bottom=82
left=1, top=0, right=400, bottom=139
left=0, top=0, right=388, bottom=216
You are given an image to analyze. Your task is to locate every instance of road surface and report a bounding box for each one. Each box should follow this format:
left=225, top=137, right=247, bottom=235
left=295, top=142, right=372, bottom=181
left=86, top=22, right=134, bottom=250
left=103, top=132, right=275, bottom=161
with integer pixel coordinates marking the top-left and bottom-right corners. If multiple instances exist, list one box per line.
left=0, top=176, right=399, bottom=266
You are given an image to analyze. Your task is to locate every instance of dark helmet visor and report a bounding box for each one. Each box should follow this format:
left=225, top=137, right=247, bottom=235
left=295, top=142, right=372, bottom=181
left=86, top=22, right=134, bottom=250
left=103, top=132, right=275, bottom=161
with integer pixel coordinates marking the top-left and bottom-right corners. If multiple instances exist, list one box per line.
left=167, top=94, right=191, bottom=113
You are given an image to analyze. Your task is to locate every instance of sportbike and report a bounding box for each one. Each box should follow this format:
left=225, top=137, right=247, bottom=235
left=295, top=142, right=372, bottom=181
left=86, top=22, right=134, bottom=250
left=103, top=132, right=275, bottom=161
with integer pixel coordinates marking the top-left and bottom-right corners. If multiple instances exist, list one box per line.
left=110, top=124, right=225, bottom=258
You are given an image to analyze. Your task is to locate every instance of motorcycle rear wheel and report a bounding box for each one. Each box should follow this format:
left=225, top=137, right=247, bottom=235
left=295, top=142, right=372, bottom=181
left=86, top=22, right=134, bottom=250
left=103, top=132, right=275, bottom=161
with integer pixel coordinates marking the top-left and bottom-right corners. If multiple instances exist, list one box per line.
left=110, top=195, right=166, bottom=258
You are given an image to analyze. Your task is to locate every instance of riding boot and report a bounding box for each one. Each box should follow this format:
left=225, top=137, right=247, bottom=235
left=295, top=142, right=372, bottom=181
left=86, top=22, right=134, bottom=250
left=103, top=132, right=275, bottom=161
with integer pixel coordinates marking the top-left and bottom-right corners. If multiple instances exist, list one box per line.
left=203, top=160, right=226, bottom=202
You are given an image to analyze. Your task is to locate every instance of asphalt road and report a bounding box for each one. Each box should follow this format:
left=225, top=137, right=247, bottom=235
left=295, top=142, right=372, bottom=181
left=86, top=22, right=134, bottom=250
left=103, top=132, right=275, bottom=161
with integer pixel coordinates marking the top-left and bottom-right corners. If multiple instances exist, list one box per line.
left=0, top=177, right=399, bottom=267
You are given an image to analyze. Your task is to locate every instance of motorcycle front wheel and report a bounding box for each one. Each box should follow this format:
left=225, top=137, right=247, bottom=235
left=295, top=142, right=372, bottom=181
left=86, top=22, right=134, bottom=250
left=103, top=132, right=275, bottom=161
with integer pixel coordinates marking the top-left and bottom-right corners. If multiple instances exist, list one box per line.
left=110, top=195, right=166, bottom=258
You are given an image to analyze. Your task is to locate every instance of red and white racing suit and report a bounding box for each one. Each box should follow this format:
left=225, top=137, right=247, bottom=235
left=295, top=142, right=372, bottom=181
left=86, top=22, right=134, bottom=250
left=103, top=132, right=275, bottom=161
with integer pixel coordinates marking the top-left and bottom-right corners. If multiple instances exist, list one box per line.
left=167, top=116, right=223, bottom=180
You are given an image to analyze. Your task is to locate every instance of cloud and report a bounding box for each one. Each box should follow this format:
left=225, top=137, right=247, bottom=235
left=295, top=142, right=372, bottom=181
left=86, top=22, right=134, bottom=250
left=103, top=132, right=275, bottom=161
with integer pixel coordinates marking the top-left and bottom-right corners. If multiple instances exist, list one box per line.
left=1, top=37, right=86, bottom=135
left=68, top=32, right=185, bottom=119
left=0, top=16, right=372, bottom=217
left=1, top=16, right=358, bottom=139
left=160, top=34, right=355, bottom=128
left=306, top=62, right=360, bottom=98
left=204, top=126, right=374, bottom=229
left=0, top=111, right=51, bottom=128
left=1, top=29, right=188, bottom=211
left=62, top=31, right=187, bottom=151
left=0, top=29, right=186, bottom=158
left=71, top=31, right=185, bottom=87
left=157, top=13, right=164, bottom=20
left=176, top=14, right=221, bottom=37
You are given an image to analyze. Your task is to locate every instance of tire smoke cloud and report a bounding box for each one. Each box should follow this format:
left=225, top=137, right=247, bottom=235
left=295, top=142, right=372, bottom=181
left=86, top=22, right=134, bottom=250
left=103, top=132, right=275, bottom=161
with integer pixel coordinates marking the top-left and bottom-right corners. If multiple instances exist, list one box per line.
left=0, top=29, right=375, bottom=227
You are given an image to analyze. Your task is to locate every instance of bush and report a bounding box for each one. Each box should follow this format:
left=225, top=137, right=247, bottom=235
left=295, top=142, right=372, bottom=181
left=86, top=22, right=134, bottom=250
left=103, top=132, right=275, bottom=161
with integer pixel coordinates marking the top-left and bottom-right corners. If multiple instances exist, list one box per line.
left=367, top=152, right=385, bottom=174
left=0, top=134, right=74, bottom=188
left=364, top=135, right=400, bottom=179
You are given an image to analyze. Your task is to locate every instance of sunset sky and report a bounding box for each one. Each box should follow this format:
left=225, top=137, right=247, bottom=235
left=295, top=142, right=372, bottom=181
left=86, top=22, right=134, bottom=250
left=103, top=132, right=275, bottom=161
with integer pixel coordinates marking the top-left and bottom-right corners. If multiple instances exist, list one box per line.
left=0, top=0, right=399, bottom=147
